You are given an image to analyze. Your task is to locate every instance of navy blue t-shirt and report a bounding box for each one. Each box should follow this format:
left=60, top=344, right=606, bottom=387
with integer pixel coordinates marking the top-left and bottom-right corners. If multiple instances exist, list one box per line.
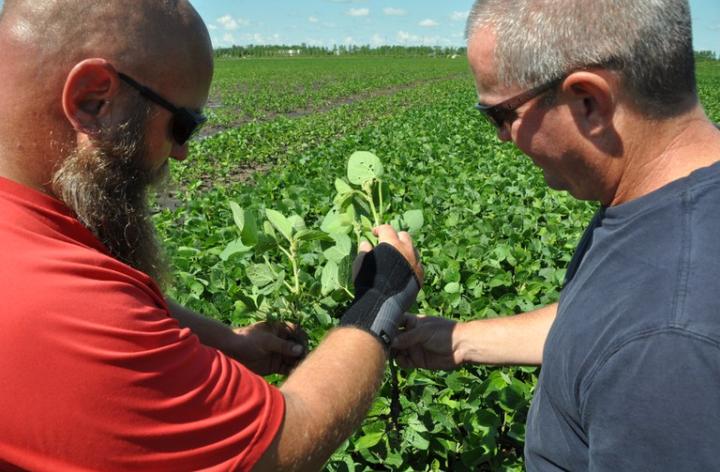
left=525, top=161, right=720, bottom=471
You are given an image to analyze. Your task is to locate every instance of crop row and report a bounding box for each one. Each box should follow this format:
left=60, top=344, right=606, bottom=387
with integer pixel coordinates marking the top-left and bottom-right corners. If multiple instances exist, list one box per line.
left=154, top=58, right=720, bottom=470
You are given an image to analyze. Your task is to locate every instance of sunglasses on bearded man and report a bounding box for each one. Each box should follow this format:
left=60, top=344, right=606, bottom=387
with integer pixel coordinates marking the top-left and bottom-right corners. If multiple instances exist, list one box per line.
left=117, top=72, right=207, bottom=145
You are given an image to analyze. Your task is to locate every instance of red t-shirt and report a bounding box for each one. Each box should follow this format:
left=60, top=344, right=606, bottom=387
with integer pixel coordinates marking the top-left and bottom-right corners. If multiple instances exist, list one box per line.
left=0, top=177, right=284, bottom=471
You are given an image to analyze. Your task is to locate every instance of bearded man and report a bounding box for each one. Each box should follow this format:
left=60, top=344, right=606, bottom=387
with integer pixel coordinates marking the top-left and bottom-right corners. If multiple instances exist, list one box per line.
left=0, top=1, right=423, bottom=471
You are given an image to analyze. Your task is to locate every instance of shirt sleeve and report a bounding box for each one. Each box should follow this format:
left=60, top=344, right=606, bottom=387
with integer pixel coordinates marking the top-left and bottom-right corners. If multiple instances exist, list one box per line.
left=579, top=328, right=720, bottom=471
left=0, top=271, right=285, bottom=472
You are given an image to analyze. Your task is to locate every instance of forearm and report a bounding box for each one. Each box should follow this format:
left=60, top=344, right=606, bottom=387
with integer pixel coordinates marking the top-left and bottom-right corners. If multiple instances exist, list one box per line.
left=255, top=327, right=387, bottom=471
left=166, top=299, right=234, bottom=351
left=456, top=302, right=558, bottom=365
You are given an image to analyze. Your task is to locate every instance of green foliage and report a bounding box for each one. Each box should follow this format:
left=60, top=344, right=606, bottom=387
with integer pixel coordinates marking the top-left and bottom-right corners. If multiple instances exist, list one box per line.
left=154, top=56, right=720, bottom=470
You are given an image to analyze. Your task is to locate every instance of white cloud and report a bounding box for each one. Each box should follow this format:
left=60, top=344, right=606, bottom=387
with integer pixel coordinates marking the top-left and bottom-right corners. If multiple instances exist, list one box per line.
left=383, top=7, right=407, bottom=16
left=217, top=15, right=250, bottom=30
left=344, top=36, right=356, bottom=45
left=371, top=33, right=385, bottom=46
left=222, top=33, right=235, bottom=45
left=309, top=16, right=320, bottom=23
left=419, top=19, right=439, bottom=27
left=208, top=24, right=217, bottom=31
left=396, top=30, right=452, bottom=46
left=347, top=8, right=370, bottom=17
left=450, top=11, right=469, bottom=22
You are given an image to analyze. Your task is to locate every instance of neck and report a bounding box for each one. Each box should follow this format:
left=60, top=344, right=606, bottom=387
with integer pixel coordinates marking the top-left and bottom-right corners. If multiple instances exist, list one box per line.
left=0, top=132, right=69, bottom=197
left=609, top=108, right=720, bottom=206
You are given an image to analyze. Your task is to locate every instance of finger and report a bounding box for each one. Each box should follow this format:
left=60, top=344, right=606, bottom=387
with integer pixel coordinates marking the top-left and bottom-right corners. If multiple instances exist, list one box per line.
left=264, top=332, right=305, bottom=357
left=373, top=224, right=401, bottom=246
left=392, top=326, right=427, bottom=350
left=358, top=240, right=373, bottom=253
left=352, top=252, right=366, bottom=282
left=408, top=346, right=426, bottom=370
left=395, top=351, right=413, bottom=369
left=397, top=231, right=413, bottom=248
left=399, top=313, right=418, bottom=330
left=287, top=323, right=309, bottom=353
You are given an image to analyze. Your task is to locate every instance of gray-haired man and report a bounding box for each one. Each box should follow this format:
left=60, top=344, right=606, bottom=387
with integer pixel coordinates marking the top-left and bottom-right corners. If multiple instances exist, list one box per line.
left=394, top=0, right=720, bottom=470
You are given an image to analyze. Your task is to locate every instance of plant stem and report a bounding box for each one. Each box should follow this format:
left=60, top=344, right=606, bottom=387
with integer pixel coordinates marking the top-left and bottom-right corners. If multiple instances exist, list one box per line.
left=378, top=179, right=384, bottom=222
left=278, top=244, right=300, bottom=295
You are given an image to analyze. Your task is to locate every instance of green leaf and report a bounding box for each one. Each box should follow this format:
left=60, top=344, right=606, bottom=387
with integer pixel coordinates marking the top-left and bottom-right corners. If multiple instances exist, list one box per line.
left=347, top=151, right=384, bottom=186
left=444, top=282, right=461, bottom=294
left=324, top=245, right=348, bottom=263
left=254, top=233, right=277, bottom=255
left=321, top=208, right=352, bottom=234
left=288, top=214, right=306, bottom=232
left=403, top=209, right=424, bottom=233
left=321, top=260, right=340, bottom=295
left=246, top=264, right=276, bottom=288
left=335, top=178, right=353, bottom=194
left=241, top=209, right=259, bottom=246
left=405, top=429, right=430, bottom=450
left=295, top=229, right=331, bottom=242
left=229, top=201, right=245, bottom=232
left=354, top=431, right=384, bottom=450
left=266, top=209, right=293, bottom=241
left=220, top=238, right=252, bottom=261
left=330, top=232, right=352, bottom=254
left=337, top=255, right=352, bottom=289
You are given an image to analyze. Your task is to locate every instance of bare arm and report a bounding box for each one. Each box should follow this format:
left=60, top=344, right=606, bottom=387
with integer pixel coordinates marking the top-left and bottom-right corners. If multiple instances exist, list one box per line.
left=254, top=327, right=387, bottom=471
left=167, top=299, right=306, bottom=375
left=167, top=299, right=235, bottom=350
left=393, top=303, right=558, bottom=369
left=457, top=302, right=557, bottom=365
left=254, top=225, right=423, bottom=471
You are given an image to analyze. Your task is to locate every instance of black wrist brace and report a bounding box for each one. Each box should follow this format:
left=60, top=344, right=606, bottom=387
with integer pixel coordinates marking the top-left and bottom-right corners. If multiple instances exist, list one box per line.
left=340, top=243, right=420, bottom=347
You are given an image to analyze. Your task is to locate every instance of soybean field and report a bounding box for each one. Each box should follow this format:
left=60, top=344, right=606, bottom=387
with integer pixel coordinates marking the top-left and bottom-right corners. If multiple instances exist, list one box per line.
left=154, top=56, right=720, bottom=471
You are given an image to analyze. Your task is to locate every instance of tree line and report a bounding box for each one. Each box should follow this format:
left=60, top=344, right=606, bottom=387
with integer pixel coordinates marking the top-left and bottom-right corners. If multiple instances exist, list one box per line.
left=214, top=44, right=467, bottom=58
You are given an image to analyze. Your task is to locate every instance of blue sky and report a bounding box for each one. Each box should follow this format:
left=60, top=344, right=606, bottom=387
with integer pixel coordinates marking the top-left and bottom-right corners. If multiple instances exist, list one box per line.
left=190, top=0, right=720, bottom=53
left=0, top=0, right=717, bottom=54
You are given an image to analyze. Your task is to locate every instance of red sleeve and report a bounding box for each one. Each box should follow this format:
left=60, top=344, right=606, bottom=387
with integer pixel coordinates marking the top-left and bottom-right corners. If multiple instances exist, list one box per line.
left=0, top=261, right=284, bottom=472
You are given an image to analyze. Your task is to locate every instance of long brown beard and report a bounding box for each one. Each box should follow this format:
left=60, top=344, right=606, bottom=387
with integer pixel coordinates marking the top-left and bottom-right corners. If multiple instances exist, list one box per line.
left=51, top=104, right=171, bottom=289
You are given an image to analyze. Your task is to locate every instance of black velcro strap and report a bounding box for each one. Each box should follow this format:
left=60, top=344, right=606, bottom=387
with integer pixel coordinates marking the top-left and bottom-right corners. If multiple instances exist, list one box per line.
left=340, top=243, right=420, bottom=346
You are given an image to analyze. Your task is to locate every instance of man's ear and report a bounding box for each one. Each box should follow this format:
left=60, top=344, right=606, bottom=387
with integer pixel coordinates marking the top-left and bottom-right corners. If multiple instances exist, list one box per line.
left=562, top=70, right=616, bottom=137
left=62, top=59, right=120, bottom=135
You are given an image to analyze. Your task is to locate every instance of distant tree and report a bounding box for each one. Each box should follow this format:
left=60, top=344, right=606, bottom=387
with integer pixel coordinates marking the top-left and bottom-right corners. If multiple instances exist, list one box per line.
left=695, top=50, right=718, bottom=62
left=213, top=44, right=467, bottom=58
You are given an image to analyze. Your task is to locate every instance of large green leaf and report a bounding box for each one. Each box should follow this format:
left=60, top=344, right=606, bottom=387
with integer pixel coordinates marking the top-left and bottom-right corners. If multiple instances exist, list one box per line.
left=403, top=209, right=424, bottom=234
left=321, top=260, right=340, bottom=295
left=219, top=238, right=252, bottom=261
left=353, top=431, right=384, bottom=450
left=347, top=151, right=383, bottom=186
left=229, top=201, right=245, bottom=232
left=245, top=264, right=276, bottom=288
left=266, top=209, right=293, bottom=242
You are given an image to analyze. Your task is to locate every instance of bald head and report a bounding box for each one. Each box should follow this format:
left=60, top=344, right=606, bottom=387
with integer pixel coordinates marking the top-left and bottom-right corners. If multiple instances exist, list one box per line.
left=0, top=0, right=213, bottom=192
left=0, top=0, right=212, bottom=85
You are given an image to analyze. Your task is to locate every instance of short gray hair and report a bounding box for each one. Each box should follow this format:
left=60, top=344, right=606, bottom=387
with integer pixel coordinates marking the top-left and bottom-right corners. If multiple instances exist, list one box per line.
left=466, top=0, right=697, bottom=118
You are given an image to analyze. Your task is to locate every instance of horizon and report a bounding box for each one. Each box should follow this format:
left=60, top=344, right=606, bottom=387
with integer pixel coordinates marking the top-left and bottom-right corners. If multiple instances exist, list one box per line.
left=0, top=1, right=717, bottom=55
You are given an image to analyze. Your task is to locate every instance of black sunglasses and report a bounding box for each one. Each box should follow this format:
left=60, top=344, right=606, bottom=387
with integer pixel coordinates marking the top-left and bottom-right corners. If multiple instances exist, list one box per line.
left=117, top=72, right=207, bottom=145
left=475, top=76, right=564, bottom=129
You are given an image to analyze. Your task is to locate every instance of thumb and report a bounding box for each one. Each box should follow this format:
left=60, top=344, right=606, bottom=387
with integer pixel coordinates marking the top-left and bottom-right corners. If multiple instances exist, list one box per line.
left=264, top=333, right=305, bottom=357
left=352, top=240, right=373, bottom=282
left=392, top=327, right=426, bottom=351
